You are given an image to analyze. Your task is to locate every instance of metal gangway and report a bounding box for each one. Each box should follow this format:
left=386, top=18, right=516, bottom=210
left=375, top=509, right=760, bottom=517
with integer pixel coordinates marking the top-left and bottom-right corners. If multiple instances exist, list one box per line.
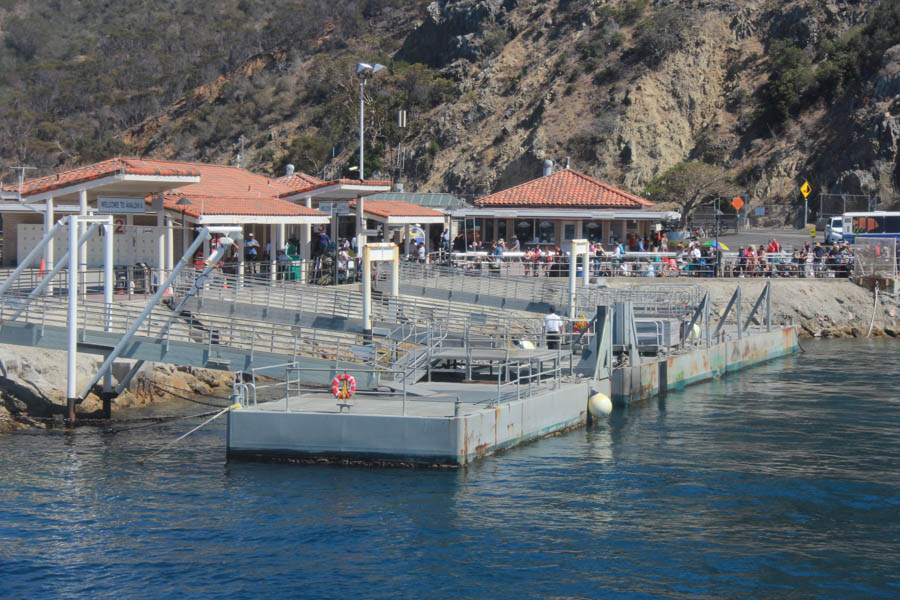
left=382, top=260, right=703, bottom=318
left=170, top=270, right=547, bottom=340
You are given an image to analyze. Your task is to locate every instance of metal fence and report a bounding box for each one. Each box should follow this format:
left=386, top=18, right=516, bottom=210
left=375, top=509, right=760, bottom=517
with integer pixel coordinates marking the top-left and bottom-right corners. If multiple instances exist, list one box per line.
left=852, top=237, right=898, bottom=279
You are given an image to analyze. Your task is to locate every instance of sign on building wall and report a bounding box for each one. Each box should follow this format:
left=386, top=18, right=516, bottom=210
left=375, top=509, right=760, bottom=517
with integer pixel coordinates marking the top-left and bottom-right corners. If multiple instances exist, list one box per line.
left=318, top=201, right=350, bottom=215
left=97, top=196, right=147, bottom=214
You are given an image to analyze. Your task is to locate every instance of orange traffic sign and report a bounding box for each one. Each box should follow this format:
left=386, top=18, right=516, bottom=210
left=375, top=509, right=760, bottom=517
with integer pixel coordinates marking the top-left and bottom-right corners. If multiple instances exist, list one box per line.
left=800, top=181, right=812, bottom=198
left=731, top=196, right=744, bottom=211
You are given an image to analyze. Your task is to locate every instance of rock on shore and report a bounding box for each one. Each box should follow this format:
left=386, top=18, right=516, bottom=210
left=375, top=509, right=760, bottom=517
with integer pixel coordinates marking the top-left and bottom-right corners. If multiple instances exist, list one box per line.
left=0, top=344, right=232, bottom=432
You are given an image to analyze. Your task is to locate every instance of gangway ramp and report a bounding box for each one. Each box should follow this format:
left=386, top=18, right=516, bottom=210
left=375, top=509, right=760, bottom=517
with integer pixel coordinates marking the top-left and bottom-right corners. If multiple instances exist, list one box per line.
left=0, top=294, right=383, bottom=388
left=173, top=272, right=545, bottom=339
left=385, top=262, right=702, bottom=318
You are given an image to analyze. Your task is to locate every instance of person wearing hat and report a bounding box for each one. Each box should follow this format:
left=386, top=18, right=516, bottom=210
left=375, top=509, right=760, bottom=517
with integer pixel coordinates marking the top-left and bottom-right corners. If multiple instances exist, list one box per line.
left=245, top=232, right=260, bottom=273
left=812, top=242, right=825, bottom=276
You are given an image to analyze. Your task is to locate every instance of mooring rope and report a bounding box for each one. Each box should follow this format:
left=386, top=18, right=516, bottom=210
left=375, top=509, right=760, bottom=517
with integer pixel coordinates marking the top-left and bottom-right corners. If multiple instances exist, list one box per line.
left=137, top=404, right=239, bottom=464
left=867, top=282, right=880, bottom=338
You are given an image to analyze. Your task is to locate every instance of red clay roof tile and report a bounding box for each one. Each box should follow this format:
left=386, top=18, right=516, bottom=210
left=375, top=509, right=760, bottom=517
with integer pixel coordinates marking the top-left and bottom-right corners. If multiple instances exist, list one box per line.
left=10, top=157, right=201, bottom=197
left=279, top=178, right=392, bottom=197
left=276, top=172, right=325, bottom=189
left=349, top=199, right=444, bottom=219
left=475, top=169, right=654, bottom=208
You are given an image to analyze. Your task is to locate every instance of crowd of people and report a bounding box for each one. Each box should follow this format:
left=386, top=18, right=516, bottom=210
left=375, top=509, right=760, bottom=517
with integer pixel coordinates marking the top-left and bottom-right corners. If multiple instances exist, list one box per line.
left=446, top=233, right=861, bottom=279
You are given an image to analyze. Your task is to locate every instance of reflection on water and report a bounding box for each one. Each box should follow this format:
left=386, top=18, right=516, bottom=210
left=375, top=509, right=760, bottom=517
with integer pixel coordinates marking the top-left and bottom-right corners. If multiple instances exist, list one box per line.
left=0, top=339, right=898, bottom=599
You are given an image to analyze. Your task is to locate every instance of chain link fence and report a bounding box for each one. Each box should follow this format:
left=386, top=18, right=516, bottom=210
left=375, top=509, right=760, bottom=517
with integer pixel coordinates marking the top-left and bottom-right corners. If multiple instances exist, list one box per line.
left=852, top=237, right=898, bottom=279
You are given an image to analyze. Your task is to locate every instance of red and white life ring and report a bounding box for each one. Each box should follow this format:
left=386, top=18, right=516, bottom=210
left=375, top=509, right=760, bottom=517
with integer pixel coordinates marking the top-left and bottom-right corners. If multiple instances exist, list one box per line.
left=331, top=373, right=357, bottom=400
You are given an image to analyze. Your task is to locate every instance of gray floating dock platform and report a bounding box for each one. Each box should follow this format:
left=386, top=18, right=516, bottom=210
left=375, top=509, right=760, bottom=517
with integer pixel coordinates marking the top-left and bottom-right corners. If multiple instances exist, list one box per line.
left=227, top=380, right=593, bottom=467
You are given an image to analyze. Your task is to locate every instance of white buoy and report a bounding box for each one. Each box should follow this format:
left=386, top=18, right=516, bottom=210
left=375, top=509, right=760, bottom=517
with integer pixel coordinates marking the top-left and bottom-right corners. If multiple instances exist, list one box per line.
left=588, top=392, right=613, bottom=417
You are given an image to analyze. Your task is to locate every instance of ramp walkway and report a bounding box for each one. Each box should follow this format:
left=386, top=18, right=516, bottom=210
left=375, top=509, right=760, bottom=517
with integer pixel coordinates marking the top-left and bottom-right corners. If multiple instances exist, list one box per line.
left=386, top=262, right=703, bottom=317
left=0, top=293, right=386, bottom=388
left=172, top=271, right=546, bottom=339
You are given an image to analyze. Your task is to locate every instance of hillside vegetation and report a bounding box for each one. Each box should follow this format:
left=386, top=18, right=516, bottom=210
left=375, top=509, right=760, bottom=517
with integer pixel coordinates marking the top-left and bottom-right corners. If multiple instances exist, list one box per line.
left=1, top=0, right=899, bottom=223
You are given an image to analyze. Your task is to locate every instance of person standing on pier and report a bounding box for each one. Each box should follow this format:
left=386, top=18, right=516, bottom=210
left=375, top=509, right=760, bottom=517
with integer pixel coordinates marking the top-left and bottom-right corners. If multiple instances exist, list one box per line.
left=544, top=306, right=563, bottom=350
left=245, top=233, right=260, bottom=274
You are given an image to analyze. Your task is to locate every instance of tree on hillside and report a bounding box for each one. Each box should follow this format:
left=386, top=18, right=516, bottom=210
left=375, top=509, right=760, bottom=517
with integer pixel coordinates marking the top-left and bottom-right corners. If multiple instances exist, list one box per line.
left=643, top=162, right=740, bottom=228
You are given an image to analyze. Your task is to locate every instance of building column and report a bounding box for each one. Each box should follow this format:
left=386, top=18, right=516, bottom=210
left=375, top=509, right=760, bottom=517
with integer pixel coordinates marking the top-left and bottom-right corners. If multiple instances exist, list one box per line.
left=237, top=230, right=245, bottom=288
left=602, top=221, right=611, bottom=244
left=79, top=190, right=88, bottom=297
left=575, top=220, right=583, bottom=239
left=165, top=217, right=174, bottom=272
left=404, top=224, right=411, bottom=258
left=356, top=195, right=367, bottom=251
left=277, top=223, right=286, bottom=255
left=270, top=223, right=277, bottom=282
left=44, top=197, right=55, bottom=273
left=156, top=192, right=165, bottom=287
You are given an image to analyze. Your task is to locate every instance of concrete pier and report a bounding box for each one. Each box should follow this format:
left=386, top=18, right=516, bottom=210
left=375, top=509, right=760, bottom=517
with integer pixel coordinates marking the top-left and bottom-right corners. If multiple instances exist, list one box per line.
left=612, top=326, right=798, bottom=405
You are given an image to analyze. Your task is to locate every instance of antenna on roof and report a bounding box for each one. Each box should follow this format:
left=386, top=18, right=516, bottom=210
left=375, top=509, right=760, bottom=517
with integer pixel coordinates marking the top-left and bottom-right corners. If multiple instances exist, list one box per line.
left=10, top=166, right=36, bottom=202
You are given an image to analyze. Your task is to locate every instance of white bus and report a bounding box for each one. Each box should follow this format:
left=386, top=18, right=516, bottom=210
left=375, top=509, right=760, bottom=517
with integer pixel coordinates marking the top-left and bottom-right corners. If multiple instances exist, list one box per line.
left=840, top=211, right=900, bottom=243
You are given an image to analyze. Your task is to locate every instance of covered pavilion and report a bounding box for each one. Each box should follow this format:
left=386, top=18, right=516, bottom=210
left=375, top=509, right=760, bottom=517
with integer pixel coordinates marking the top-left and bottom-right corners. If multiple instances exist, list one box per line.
left=453, top=168, right=680, bottom=249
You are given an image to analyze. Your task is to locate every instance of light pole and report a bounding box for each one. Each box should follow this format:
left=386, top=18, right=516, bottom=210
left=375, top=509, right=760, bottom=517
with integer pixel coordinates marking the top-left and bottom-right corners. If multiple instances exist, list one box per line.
left=355, top=61, right=386, bottom=252
left=176, top=197, right=192, bottom=257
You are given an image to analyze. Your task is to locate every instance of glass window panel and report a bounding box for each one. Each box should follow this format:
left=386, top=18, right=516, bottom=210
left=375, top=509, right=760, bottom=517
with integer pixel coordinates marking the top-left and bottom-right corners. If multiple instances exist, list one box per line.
left=516, top=219, right=535, bottom=243
left=538, top=220, right=555, bottom=243
left=584, top=221, right=603, bottom=242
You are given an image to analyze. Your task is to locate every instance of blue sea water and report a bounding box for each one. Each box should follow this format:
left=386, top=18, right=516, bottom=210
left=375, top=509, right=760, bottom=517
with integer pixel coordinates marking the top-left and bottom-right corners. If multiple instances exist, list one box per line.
left=1, top=339, right=898, bottom=599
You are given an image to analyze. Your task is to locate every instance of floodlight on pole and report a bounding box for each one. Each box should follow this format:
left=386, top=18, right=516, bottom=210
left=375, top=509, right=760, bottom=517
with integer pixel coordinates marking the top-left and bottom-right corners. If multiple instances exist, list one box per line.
left=355, top=61, right=386, bottom=254
left=356, top=62, right=386, bottom=181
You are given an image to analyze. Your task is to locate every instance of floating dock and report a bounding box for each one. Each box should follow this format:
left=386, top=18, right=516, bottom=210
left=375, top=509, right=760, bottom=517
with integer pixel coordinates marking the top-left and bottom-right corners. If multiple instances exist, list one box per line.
left=227, top=380, right=594, bottom=467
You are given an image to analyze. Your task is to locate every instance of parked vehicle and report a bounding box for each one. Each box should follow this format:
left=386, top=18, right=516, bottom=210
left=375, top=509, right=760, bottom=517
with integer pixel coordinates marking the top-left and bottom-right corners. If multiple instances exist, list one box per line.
left=825, top=216, right=843, bottom=243
left=841, top=211, right=900, bottom=243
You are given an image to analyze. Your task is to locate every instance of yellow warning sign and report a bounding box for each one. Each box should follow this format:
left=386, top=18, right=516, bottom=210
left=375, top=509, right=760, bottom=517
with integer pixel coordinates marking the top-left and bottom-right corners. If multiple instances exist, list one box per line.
left=800, top=181, right=812, bottom=198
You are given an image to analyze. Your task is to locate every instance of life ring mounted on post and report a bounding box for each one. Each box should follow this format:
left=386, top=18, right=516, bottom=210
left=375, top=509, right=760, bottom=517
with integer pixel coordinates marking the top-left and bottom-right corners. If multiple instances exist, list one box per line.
left=331, top=373, right=357, bottom=400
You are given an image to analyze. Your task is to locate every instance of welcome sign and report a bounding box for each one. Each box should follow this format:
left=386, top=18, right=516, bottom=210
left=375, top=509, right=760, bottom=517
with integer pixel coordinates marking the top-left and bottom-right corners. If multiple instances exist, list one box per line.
left=97, top=196, right=147, bottom=214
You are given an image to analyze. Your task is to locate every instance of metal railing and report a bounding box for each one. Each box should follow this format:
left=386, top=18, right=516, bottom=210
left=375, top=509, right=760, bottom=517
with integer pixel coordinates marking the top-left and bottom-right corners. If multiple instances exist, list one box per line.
left=172, top=269, right=545, bottom=337
left=387, top=260, right=703, bottom=318
left=240, top=350, right=565, bottom=417
left=0, top=292, right=404, bottom=368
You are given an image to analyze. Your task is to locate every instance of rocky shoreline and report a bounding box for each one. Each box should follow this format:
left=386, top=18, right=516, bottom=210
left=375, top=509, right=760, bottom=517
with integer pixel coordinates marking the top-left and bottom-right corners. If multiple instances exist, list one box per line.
left=0, top=346, right=232, bottom=433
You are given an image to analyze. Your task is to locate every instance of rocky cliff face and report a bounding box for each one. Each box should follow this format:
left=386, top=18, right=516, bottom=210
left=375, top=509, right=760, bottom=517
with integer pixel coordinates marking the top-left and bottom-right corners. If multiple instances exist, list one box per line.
left=388, top=0, right=899, bottom=212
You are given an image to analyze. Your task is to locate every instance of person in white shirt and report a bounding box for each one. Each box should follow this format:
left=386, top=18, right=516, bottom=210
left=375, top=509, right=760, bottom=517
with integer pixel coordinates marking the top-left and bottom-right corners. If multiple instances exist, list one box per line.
left=417, top=242, right=426, bottom=263
left=543, top=305, right=563, bottom=349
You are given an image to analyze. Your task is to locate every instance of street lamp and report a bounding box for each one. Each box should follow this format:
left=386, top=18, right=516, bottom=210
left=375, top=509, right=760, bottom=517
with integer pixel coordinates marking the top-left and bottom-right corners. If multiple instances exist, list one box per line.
left=176, top=197, right=192, bottom=256
left=355, top=62, right=386, bottom=181
left=355, top=61, right=386, bottom=252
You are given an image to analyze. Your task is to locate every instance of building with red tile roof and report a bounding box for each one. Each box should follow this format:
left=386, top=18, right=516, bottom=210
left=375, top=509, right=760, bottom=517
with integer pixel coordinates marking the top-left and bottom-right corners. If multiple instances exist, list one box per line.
left=475, top=169, right=654, bottom=209
left=454, top=168, right=679, bottom=248
left=1, top=157, right=330, bottom=268
left=6, top=157, right=201, bottom=202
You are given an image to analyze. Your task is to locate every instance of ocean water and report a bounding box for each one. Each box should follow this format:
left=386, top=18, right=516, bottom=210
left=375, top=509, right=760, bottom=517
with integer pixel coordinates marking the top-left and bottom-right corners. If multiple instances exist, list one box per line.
left=1, top=339, right=898, bottom=599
